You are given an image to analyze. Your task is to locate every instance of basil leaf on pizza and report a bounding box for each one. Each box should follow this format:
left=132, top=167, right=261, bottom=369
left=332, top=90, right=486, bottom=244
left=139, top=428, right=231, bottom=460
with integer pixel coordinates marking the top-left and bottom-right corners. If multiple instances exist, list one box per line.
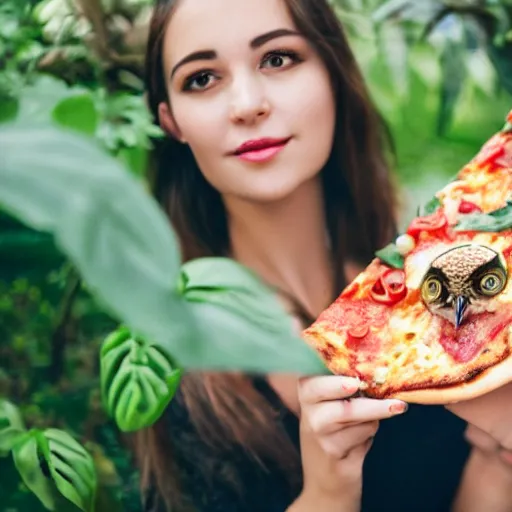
left=375, top=243, right=404, bottom=269
left=455, top=201, right=512, bottom=233
left=303, top=110, right=512, bottom=405
left=422, top=196, right=441, bottom=216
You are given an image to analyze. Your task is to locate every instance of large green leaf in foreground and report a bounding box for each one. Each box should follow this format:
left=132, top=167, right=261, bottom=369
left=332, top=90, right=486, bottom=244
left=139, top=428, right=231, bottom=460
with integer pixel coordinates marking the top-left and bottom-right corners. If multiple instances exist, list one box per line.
left=0, top=124, right=325, bottom=375
left=0, top=123, right=192, bottom=349
left=178, top=257, right=326, bottom=373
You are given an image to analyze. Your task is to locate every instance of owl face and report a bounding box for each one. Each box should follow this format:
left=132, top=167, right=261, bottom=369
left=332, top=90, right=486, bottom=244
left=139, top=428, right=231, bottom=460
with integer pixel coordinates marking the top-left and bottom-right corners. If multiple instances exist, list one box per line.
left=420, top=244, right=508, bottom=328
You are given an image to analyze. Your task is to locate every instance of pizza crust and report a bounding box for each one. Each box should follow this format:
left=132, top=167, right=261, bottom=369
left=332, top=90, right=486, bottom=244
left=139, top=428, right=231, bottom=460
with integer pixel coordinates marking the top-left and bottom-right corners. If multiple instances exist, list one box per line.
left=389, top=348, right=512, bottom=405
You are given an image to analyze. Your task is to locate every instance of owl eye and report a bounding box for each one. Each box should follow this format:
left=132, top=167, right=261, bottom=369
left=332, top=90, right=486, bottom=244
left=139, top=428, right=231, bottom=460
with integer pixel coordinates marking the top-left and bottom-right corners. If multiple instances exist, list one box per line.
left=478, top=269, right=507, bottom=296
left=421, top=276, right=443, bottom=303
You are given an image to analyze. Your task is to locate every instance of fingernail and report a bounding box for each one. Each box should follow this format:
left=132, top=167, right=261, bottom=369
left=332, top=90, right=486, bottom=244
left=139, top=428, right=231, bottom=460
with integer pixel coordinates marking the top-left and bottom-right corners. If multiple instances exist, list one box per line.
left=342, top=381, right=359, bottom=393
left=389, top=402, right=408, bottom=415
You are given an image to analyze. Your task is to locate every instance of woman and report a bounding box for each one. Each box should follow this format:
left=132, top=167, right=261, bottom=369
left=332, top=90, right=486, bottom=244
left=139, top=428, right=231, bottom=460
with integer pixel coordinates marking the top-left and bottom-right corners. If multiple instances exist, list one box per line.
left=135, top=0, right=512, bottom=510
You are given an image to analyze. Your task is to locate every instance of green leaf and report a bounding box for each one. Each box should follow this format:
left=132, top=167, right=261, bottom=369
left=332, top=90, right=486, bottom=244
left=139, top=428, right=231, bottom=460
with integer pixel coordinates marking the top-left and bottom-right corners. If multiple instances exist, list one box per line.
left=14, top=75, right=78, bottom=124
left=488, top=38, right=512, bottom=96
left=0, top=399, right=25, bottom=457
left=52, top=94, right=98, bottom=136
left=0, top=399, right=25, bottom=431
left=377, top=22, right=409, bottom=97
left=13, top=429, right=97, bottom=512
left=179, top=257, right=270, bottom=293
left=0, top=123, right=327, bottom=376
left=0, top=123, right=193, bottom=352
left=437, top=38, right=467, bottom=136
left=375, top=243, right=404, bottom=269
left=455, top=201, right=512, bottom=232
left=116, top=146, right=148, bottom=177
left=0, top=98, right=18, bottom=124
left=372, top=0, right=411, bottom=23
left=12, top=431, right=56, bottom=510
left=179, top=258, right=327, bottom=374
left=422, top=196, right=441, bottom=215
left=187, top=301, right=326, bottom=374
left=466, top=49, right=497, bottom=97
left=181, top=258, right=289, bottom=329
left=100, top=328, right=182, bottom=432
left=40, top=429, right=97, bottom=512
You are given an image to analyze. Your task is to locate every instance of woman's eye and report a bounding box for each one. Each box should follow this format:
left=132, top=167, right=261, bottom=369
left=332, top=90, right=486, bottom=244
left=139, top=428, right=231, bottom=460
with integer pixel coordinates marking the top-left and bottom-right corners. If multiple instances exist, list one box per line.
left=261, top=51, right=301, bottom=70
left=183, top=71, right=216, bottom=91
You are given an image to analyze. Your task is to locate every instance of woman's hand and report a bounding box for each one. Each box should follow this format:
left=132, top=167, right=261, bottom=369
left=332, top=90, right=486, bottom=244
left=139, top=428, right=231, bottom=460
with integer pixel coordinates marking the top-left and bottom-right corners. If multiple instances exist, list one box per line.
left=447, top=384, right=512, bottom=511
left=451, top=425, right=512, bottom=512
left=464, top=423, right=512, bottom=466
left=289, top=375, right=408, bottom=511
left=447, top=382, right=512, bottom=456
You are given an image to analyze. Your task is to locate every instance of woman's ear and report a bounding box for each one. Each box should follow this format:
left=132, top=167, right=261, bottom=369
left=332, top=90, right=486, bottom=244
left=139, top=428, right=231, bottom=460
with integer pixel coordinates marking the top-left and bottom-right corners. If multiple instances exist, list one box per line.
left=158, top=102, right=186, bottom=143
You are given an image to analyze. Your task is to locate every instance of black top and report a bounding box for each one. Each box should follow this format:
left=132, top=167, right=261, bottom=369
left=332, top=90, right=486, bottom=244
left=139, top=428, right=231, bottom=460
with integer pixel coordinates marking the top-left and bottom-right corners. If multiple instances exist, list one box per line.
left=149, top=377, right=470, bottom=512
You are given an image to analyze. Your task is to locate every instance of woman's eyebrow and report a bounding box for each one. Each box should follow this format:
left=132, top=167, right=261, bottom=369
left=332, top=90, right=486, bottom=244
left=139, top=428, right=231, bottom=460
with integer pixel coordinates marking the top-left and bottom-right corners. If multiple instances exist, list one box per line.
left=250, top=28, right=300, bottom=49
left=170, top=28, right=301, bottom=79
left=171, top=50, right=216, bottom=79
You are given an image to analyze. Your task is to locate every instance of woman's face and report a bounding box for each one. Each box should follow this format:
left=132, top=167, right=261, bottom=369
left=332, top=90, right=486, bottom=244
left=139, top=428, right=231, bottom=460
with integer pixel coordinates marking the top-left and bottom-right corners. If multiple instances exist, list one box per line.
left=160, top=0, right=336, bottom=203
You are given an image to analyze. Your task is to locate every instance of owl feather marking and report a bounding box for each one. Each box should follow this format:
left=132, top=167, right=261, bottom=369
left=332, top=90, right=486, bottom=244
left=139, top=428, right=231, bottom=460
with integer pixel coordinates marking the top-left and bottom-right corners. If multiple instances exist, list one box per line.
left=431, top=245, right=497, bottom=296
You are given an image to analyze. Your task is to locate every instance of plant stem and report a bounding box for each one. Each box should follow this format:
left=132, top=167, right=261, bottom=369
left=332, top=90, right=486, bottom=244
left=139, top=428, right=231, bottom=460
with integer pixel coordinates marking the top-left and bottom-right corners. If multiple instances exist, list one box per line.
left=49, top=267, right=81, bottom=383
left=76, top=0, right=110, bottom=55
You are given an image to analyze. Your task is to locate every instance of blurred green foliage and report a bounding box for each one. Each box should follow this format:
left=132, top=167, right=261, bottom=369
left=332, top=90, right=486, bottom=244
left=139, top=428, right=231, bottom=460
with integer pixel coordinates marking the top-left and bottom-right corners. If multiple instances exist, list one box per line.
left=0, top=0, right=511, bottom=510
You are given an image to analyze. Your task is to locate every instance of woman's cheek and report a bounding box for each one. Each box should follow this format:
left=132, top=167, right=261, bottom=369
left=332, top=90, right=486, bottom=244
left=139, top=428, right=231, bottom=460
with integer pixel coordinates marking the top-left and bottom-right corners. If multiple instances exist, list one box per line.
left=177, top=102, right=226, bottom=146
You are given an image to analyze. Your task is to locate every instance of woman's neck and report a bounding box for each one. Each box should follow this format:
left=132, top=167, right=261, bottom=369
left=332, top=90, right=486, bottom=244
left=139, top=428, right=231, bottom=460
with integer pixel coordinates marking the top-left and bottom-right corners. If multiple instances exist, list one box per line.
left=224, top=178, right=334, bottom=319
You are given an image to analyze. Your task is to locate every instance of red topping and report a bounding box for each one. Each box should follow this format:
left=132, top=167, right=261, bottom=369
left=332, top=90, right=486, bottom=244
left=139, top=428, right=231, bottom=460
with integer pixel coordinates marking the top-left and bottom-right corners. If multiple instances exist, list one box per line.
left=370, top=269, right=408, bottom=305
left=507, top=111, right=512, bottom=124
left=348, top=325, right=369, bottom=338
left=342, top=282, right=360, bottom=300
left=438, top=308, right=512, bottom=363
left=319, top=299, right=389, bottom=332
left=495, top=140, right=512, bottom=169
left=458, top=200, right=482, bottom=214
left=503, top=244, right=512, bottom=262
left=317, top=299, right=392, bottom=357
left=406, top=209, right=448, bottom=240
left=473, top=136, right=504, bottom=168
left=346, top=329, right=381, bottom=355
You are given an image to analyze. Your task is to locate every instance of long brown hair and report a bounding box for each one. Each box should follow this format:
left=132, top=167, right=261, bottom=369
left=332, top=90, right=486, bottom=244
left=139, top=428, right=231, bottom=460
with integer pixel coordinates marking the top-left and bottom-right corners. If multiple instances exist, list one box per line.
left=135, top=0, right=398, bottom=510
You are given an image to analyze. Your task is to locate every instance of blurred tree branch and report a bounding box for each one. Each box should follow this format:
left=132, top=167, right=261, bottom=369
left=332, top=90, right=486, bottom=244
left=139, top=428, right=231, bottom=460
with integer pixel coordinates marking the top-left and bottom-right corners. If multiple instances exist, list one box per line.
left=50, top=267, right=81, bottom=382
left=76, top=0, right=144, bottom=71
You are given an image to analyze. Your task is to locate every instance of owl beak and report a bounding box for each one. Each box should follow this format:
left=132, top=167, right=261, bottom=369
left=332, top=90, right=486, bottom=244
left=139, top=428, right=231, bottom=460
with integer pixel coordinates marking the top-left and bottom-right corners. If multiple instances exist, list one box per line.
left=454, top=295, right=469, bottom=329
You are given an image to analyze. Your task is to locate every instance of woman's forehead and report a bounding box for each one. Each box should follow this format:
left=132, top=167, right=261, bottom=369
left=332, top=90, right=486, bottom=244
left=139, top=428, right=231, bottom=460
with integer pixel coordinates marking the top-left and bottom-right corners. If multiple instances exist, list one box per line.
left=163, top=0, right=296, bottom=62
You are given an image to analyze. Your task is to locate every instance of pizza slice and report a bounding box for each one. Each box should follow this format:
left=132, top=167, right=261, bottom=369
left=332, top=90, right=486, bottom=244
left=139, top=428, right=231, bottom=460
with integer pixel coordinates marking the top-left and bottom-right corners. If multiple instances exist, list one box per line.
left=303, top=110, right=512, bottom=404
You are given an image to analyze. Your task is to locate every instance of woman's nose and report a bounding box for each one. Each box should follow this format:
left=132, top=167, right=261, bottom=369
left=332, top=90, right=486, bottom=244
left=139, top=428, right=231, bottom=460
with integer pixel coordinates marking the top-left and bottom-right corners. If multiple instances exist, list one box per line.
left=229, top=75, right=270, bottom=125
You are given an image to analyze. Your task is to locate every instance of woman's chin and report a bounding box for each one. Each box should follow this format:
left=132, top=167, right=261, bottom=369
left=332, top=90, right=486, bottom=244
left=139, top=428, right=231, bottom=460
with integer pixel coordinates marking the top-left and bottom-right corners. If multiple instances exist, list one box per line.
left=228, top=177, right=318, bottom=205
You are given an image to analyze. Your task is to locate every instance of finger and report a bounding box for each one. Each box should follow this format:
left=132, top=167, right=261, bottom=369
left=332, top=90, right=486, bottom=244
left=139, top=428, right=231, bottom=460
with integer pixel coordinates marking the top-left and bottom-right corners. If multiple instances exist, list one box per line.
left=298, top=375, right=362, bottom=404
left=464, top=424, right=500, bottom=453
left=319, top=421, right=379, bottom=459
left=308, top=397, right=407, bottom=434
left=499, top=449, right=512, bottom=467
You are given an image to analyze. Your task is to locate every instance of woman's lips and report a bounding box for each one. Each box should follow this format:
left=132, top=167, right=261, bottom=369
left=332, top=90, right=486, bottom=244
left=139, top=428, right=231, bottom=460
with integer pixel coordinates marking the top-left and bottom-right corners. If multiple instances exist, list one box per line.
left=232, top=137, right=291, bottom=163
